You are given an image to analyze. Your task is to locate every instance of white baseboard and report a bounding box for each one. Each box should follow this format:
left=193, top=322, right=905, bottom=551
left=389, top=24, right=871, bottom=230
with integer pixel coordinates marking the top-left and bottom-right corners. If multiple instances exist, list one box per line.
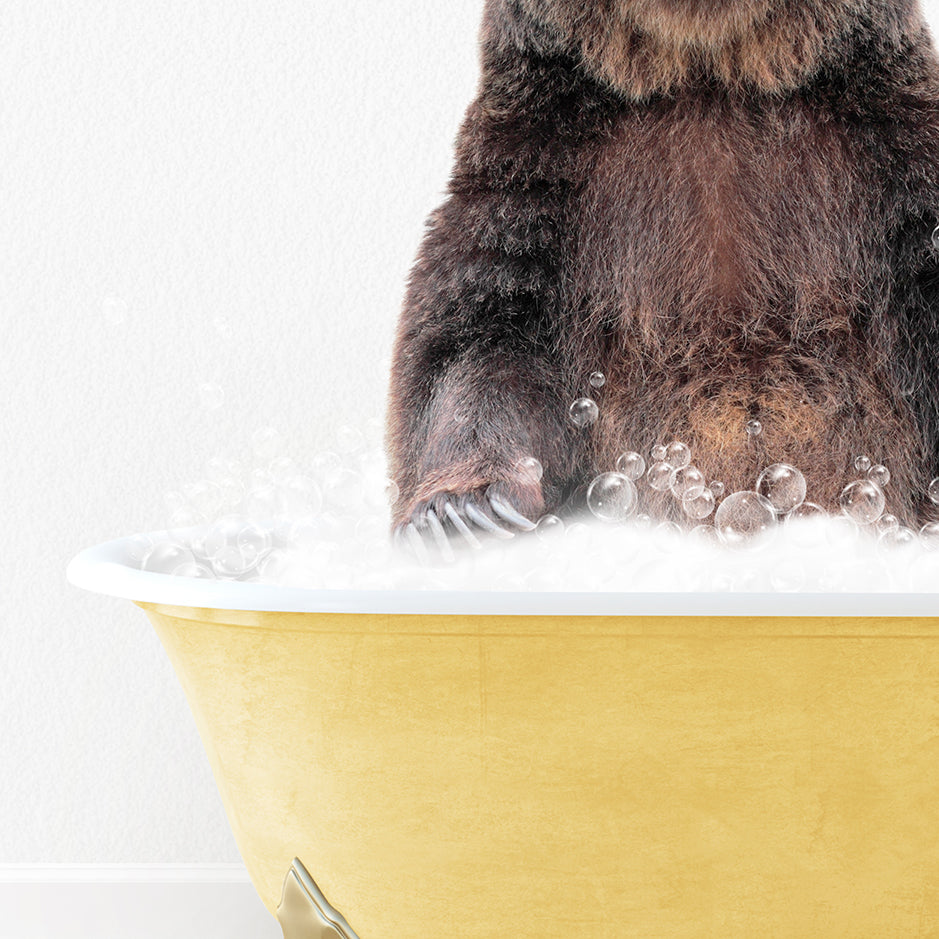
left=0, top=865, right=282, bottom=939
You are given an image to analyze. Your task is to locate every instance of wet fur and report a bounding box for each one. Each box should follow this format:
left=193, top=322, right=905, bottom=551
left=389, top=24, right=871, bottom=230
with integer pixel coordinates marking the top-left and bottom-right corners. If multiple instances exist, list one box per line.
left=388, top=0, right=939, bottom=527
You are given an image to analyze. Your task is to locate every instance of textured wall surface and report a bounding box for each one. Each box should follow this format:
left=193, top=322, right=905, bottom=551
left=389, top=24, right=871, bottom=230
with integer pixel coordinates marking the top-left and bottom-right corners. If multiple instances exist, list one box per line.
left=1, top=0, right=482, bottom=862
left=2, top=0, right=939, bottom=865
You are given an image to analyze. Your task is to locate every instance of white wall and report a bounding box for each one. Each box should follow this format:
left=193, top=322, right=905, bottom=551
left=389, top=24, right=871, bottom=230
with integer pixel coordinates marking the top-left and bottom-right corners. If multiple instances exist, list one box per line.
left=2, top=0, right=938, bottom=876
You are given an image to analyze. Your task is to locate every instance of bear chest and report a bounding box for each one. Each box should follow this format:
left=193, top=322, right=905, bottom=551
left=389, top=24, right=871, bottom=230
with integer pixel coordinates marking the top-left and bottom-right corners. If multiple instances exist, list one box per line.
left=573, top=96, right=882, bottom=346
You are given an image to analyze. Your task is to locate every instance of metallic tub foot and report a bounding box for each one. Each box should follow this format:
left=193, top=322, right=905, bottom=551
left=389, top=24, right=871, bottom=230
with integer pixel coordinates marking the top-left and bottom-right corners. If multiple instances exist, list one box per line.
left=277, top=859, right=361, bottom=939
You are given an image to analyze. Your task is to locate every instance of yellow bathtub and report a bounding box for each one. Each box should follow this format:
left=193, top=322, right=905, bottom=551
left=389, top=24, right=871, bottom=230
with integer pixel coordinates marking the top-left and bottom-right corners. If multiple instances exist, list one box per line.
left=69, top=534, right=939, bottom=938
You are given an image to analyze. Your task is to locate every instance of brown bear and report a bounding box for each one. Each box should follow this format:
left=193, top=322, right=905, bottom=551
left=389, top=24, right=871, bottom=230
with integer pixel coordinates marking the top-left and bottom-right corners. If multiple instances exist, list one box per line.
left=387, top=0, right=939, bottom=546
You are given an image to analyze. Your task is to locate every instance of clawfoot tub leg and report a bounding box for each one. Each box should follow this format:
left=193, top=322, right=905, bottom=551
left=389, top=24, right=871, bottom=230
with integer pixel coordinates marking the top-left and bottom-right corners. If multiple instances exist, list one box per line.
left=276, top=859, right=362, bottom=939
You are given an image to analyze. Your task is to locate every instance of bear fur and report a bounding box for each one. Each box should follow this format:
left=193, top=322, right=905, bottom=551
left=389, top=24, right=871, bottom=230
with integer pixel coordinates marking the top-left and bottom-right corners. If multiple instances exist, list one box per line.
left=387, top=0, right=939, bottom=535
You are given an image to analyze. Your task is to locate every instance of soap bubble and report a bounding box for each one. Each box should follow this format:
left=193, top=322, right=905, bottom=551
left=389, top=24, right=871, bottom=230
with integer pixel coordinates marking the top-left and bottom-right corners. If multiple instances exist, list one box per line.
left=787, top=501, right=826, bottom=522
left=670, top=465, right=706, bottom=500
left=336, top=425, right=366, bottom=455
left=212, top=545, right=261, bottom=577
left=535, top=515, right=565, bottom=539
left=879, top=526, right=917, bottom=550
left=920, top=521, right=939, bottom=549
left=171, top=561, right=215, bottom=579
left=126, top=534, right=155, bottom=566
left=784, top=502, right=828, bottom=547
left=245, top=485, right=281, bottom=520
left=932, top=225, right=939, bottom=252
left=682, top=487, right=716, bottom=520
left=709, top=481, right=725, bottom=499
left=651, top=444, right=668, bottom=463
left=515, top=456, right=544, bottom=484
left=825, top=514, right=860, bottom=547
left=198, top=382, right=224, bottom=411
left=756, top=463, right=807, bottom=514
left=589, top=371, right=606, bottom=389
left=587, top=473, right=637, bottom=522
left=665, top=441, right=691, bottom=469
left=770, top=558, right=806, bottom=592
left=868, top=464, right=891, bottom=487
left=569, top=397, right=599, bottom=428
left=746, top=419, right=763, bottom=437
left=840, top=479, right=885, bottom=525
left=184, top=481, right=224, bottom=518
left=615, top=452, right=646, bottom=480
left=237, top=522, right=272, bottom=563
left=689, top=524, right=720, bottom=545
left=310, top=451, right=343, bottom=487
left=930, top=478, right=939, bottom=505
left=714, top=491, right=776, bottom=546
left=647, top=462, right=677, bottom=492
left=251, top=427, right=284, bottom=461
left=143, top=542, right=195, bottom=574
left=324, top=469, right=362, bottom=513
left=855, top=455, right=872, bottom=474
left=280, top=475, right=323, bottom=516
left=453, top=408, right=469, bottom=425
left=876, top=514, right=900, bottom=535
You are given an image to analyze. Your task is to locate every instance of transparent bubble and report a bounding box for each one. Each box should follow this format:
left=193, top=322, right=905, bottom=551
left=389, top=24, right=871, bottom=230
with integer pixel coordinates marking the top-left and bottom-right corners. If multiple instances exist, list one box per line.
left=453, top=408, right=469, bottom=426
left=337, top=424, right=366, bottom=455
left=615, top=451, right=646, bottom=480
left=184, top=481, right=224, bottom=518
left=665, top=441, right=691, bottom=469
left=168, top=507, right=205, bottom=539
left=281, top=475, right=323, bottom=516
left=535, top=515, right=565, bottom=539
left=840, top=479, right=886, bottom=525
left=651, top=444, right=668, bottom=463
left=245, top=485, right=281, bottom=520
left=324, top=469, right=362, bottom=514
left=385, top=478, right=401, bottom=507
left=515, top=456, right=544, bottom=484
left=709, top=481, right=725, bottom=499
left=171, top=561, right=215, bottom=579
left=198, top=382, right=224, bottom=411
left=756, top=463, right=807, bottom=515
left=714, top=491, right=776, bottom=546
left=919, top=522, right=939, bottom=550
left=589, top=371, right=606, bottom=389
left=787, top=501, right=827, bottom=522
left=126, top=534, right=155, bottom=567
left=647, top=462, right=677, bottom=492
left=202, top=515, right=245, bottom=557
left=930, top=478, right=939, bottom=505
left=143, top=542, right=195, bottom=574
left=268, top=456, right=298, bottom=480
left=868, top=464, right=891, bottom=487
left=879, top=526, right=917, bottom=550
left=237, top=522, right=272, bottom=563
left=689, top=524, right=720, bottom=545
left=587, top=473, right=638, bottom=522
left=746, top=419, right=763, bottom=437
left=932, top=225, right=939, bottom=252
left=682, top=487, right=716, bottom=520
left=770, top=558, right=806, bottom=593
left=855, top=455, right=872, bottom=474
left=251, top=427, right=284, bottom=461
left=569, top=397, right=599, bottom=428
left=310, top=451, right=343, bottom=487
left=670, top=464, right=706, bottom=500
left=212, top=545, right=261, bottom=578
left=164, top=490, right=187, bottom=513
left=876, top=514, right=900, bottom=535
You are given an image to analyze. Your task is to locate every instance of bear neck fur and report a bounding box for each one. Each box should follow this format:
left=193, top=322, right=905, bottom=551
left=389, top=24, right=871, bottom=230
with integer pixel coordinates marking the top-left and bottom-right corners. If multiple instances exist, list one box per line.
left=494, top=0, right=921, bottom=98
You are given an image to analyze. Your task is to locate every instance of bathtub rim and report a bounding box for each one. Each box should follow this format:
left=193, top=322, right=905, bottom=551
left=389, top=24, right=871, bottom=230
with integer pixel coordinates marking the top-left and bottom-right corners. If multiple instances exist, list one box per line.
left=67, top=531, right=939, bottom=617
